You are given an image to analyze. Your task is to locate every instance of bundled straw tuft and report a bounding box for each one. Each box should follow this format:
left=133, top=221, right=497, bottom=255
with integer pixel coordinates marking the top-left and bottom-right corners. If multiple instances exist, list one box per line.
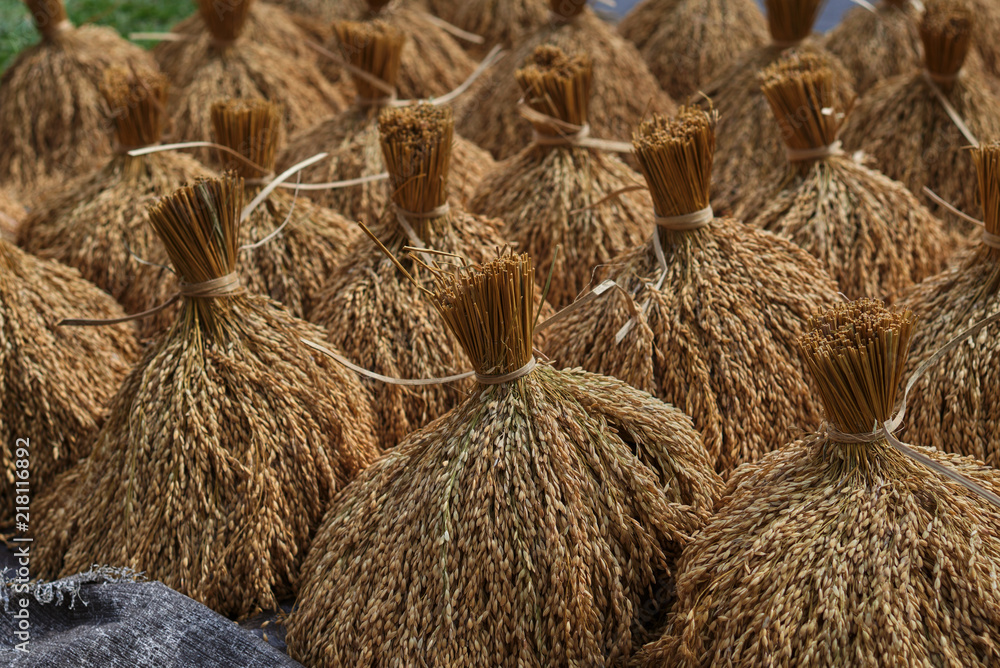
left=469, top=45, right=653, bottom=309
left=18, top=65, right=214, bottom=340
left=899, top=141, right=1000, bottom=467
left=544, top=106, right=840, bottom=474
left=618, top=0, right=768, bottom=100
left=823, top=0, right=923, bottom=95
left=425, top=0, right=548, bottom=55
left=308, top=103, right=525, bottom=450
left=0, top=239, right=138, bottom=529
left=153, top=0, right=346, bottom=164
left=701, top=0, right=840, bottom=214
left=739, top=51, right=956, bottom=300
left=456, top=2, right=675, bottom=160
left=31, top=173, right=379, bottom=618
left=211, top=98, right=355, bottom=318
left=840, top=0, right=1000, bottom=231
left=277, top=20, right=493, bottom=222
left=0, top=0, right=155, bottom=199
left=288, top=250, right=722, bottom=666
left=636, top=298, right=1000, bottom=667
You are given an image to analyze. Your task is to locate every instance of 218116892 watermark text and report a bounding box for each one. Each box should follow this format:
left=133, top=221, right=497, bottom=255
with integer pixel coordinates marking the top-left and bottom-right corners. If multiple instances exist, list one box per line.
left=9, top=437, right=32, bottom=653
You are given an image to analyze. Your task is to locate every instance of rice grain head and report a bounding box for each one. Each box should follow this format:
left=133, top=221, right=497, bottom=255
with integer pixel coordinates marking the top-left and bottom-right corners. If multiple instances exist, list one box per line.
left=703, top=0, right=840, bottom=215
left=468, top=45, right=654, bottom=310
left=0, top=238, right=139, bottom=529
left=308, top=103, right=523, bottom=450
left=211, top=98, right=356, bottom=318
left=30, top=173, right=379, bottom=618
left=740, top=51, right=957, bottom=301
left=840, top=0, right=1000, bottom=232
left=288, top=250, right=722, bottom=666
left=18, top=65, right=215, bottom=340
left=0, top=190, right=25, bottom=241
left=153, top=0, right=347, bottom=164
left=456, top=0, right=676, bottom=160
left=898, top=141, right=1000, bottom=467
left=618, top=0, right=768, bottom=101
left=543, top=106, right=840, bottom=474
left=277, top=20, right=494, bottom=223
left=635, top=298, right=1000, bottom=667
left=0, top=0, right=156, bottom=200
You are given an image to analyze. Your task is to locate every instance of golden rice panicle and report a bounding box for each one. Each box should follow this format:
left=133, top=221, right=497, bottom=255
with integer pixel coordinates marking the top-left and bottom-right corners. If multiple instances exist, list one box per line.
left=840, top=0, right=1000, bottom=232
left=0, top=189, right=25, bottom=240
left=0, top=238, right=139, bottom=529
left=0, top=0, right=155, bottom=199
left=543, top=105, right=839, bottom=474
left=898, top=141, right=1000, bottom=466
left=635, top=298, right=1000, bottom=667
left=823, top=0, right=923, bottom=95
left=210, top=97, right=355, bottom=318
left=30, top=173, right=379, bottom=618
left=468, top=45, right=653, bottom=309
left=618, top=0, right=768, bottom=101
left=288, top=250, right=722, bottom=666
left=741, top=50, right=956, bottom=300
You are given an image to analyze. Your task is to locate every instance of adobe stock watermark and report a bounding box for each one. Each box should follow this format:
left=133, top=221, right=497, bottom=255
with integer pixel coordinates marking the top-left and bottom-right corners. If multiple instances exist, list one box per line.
left=10, top=437, right=32, bottom=653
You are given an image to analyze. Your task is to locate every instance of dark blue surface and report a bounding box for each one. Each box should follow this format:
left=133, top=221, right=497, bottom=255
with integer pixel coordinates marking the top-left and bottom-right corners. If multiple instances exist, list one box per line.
left=603, top=0, right=854, bottom=32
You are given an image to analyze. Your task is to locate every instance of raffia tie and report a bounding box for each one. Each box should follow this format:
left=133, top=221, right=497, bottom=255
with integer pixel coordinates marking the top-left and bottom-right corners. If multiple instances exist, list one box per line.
left=983, top=230, right=1000, bottom=249
left=60, top=273, right=245, bottom=327
left=476, top=357, right=537, bottom=385
left=787, top=140, right=844, bottom=162
left=520, top=103, right=633, bottom=153
left=394, top=203, right=450, bottom=266
left=771, top=38, right=804, bottom=49
left=655, top=206, right=714, bottom=232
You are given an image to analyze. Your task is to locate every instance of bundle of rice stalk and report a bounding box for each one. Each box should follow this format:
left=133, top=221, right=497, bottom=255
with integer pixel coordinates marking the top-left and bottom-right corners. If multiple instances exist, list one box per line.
left=313, top=0, right=479, bottom=100
left=822, top=0, right=923, bottom=96
left=153, top=0, right=346, bottom=164
left=0, top=239, right=138, bottom=529
left=0, top=0, right=155, bottom=199
left=309, top=103, right=529, bottom=450
left=287, top=251, right=723, bottom=667
left=466, top=46, right=653, bottom=310
left=425, top=0, right=549, bottom=56
left=0, top=190, right=25, bottom=241
left=742, top=52, right=955, bottom=301
left=17, top=65, right=214, bottom=341
left=635, top=299, right=1000, bottom=667
left=455, top=0, right=676, bottom=160
left=31, top=174, right=380, bottom=618
left=277, top=20, right=494, bottom=223
left=969, top=0, right=1000, bottom=82
left=702, top=0, right=838, bottom=214
left=543, top=107, right=840, bottom=474
left=211, top=98, right=355, bottom=318
left=840, top=1, right=1000, bottom=232
left=898, top=142, right=1000, bottom=467
left=618, top=0, right=768, bottom=101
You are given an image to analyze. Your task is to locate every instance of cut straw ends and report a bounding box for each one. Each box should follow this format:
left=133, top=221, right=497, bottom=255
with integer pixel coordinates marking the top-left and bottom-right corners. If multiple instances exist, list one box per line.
left=920, top=0, right=974, bottom=80
left=100, top=65, right=169, bottom=149
left=210, top=98, right=280, bottom=176
left=632, top=108, right=716, bottom=217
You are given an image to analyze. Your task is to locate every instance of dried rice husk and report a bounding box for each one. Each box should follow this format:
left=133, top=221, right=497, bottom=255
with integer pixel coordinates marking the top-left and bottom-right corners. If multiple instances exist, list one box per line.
left=31, top=174, right=379, bottom=618
left=898, top=142, right=1000, bottom=467
left=702, top=0, right=840, bottom=214
left=425, top=0, right=548, bottom=56
left=212, top=98, right=356, bottom=318
left=0, top=190, right=24, bottom=241
left=741, top=52, right=956, bottom=301
left=312, top=0, right=478, bottom=100
left=456, top=0, right=675, bottom=161
left=0, top=239, right=138, bottom=529
left=840, top=2, right=1000, bottom=233
left=276, top=20, right=493, bottom=223
left=467, top=46, right=653, bottom=310
left=153, top=0, right=346, bottom=164
left=309, top=103, right=526, bottom=450
left=0, top=0, right=155, bottom=200
left=822, top=0, right=923, bottom=96
left=17, top=66, right=214, bottom=340
left=618, top=0, right=768, bottom=101
left=287, top=250, right=722, bottom=667
left=543, top=106, right=839, bottom=474
left=635, top=299, right=1000, bottom=667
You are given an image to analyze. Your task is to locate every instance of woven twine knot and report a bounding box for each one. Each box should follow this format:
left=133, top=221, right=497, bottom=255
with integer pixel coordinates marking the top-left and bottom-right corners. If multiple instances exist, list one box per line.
left=475, top=357, right=537, bottom=385
left=655, top=206, right=714, bottom=232
left=787, top=140, right=844, bottom=163
left=532, top=123, right=591, bottom=147
left=179, top=272, right=245, bottom=298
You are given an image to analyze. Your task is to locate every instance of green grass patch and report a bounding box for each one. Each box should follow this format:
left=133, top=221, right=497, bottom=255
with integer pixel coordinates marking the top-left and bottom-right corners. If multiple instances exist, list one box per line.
left=0, top=0, right=193, bottom=73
